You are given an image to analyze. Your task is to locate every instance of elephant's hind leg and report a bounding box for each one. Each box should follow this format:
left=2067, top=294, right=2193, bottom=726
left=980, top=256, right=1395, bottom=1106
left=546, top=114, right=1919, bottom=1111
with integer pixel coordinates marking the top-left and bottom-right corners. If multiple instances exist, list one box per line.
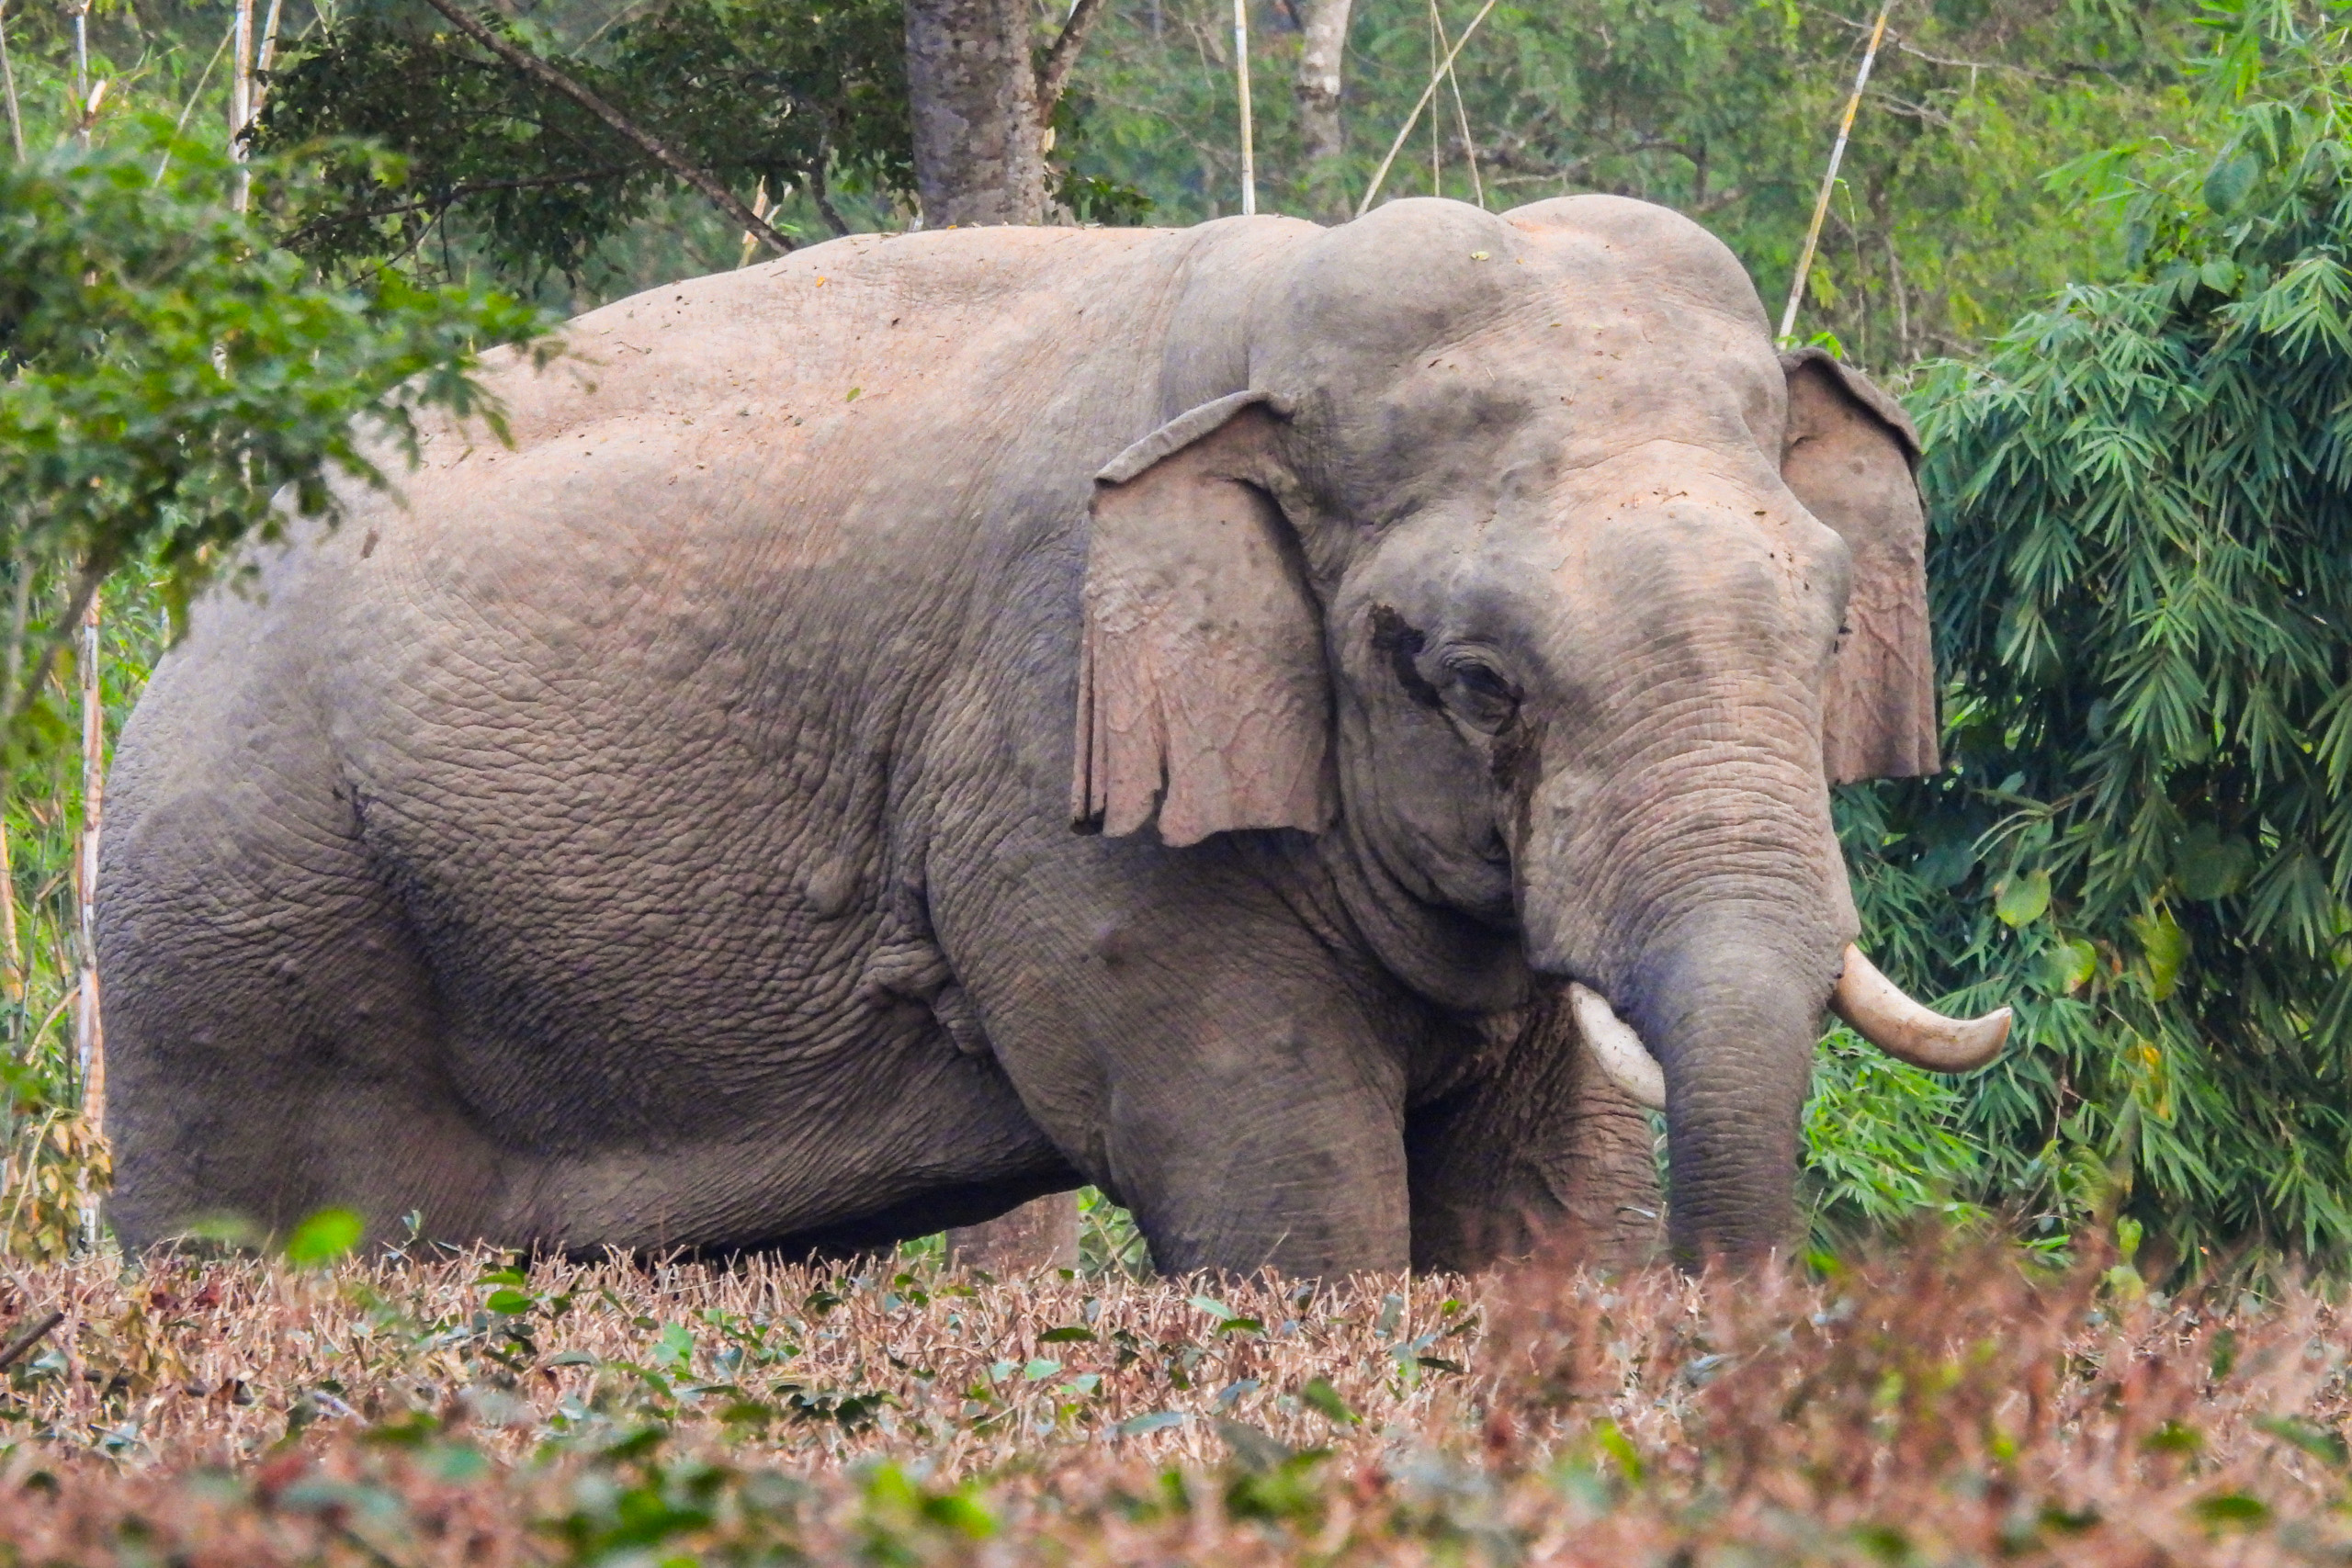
left=100, top=694, right=500, bottom=1251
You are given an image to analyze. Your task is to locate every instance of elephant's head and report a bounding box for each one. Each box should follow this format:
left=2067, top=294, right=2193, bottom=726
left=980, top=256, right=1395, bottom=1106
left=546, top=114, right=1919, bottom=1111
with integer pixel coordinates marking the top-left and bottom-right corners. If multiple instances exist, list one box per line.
left=1071, top=195, right=2006, bottom=1264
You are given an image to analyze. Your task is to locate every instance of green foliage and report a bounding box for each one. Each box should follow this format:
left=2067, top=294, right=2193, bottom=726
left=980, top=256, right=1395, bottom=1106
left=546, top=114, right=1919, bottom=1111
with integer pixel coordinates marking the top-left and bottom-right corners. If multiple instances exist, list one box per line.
left=1841, top=0, right=2352, bottom=1271
left=283, top=1206, right=366, bottom=1265
left=0, top=116, right=545, bottom=730
left=257, top=0, right=912, bottom=287
left=1072, top=0, right=2206, bottom=364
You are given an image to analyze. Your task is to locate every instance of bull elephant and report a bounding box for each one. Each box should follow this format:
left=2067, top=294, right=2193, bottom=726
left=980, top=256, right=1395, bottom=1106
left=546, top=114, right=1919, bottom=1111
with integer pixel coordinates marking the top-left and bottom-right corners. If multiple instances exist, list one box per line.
left=97, top=194, right=2007, bottom=1272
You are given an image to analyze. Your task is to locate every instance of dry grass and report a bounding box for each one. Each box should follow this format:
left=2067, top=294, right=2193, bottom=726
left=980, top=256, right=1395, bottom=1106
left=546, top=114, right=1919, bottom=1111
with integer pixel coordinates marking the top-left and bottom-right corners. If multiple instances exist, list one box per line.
left=0, top=1234, right=2344, bottom=1564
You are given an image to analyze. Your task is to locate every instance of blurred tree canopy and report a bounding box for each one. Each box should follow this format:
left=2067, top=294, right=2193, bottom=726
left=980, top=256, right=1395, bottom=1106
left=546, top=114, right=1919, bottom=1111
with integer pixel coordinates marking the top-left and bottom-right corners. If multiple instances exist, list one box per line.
left=232, top=0, right=2211, bottom=365
left=1071, top=0, right=2208, bottom=366
left=256, top=0, right=915, bottom=282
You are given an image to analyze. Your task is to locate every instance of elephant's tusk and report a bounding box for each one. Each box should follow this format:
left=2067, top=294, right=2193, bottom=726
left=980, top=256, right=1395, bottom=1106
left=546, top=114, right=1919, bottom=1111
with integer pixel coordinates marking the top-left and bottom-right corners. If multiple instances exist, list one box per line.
left=1569, top=982, right=1667, bottom=1111
left=1830, top=943, right=2011, bottom=1073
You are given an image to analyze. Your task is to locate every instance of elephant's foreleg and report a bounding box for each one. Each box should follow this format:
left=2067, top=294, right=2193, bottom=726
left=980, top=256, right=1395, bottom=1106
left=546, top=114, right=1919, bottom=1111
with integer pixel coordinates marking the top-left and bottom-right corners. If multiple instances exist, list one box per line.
left=1406, top=987, right=1664, bottom=1273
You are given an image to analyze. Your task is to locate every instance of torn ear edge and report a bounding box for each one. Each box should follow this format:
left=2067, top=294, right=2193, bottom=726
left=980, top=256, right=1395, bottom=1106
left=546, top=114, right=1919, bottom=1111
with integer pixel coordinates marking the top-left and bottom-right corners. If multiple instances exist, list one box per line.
left=1072, top=390, right=1337, bottom=847
left=1779, top=349, right=1940, bottom=784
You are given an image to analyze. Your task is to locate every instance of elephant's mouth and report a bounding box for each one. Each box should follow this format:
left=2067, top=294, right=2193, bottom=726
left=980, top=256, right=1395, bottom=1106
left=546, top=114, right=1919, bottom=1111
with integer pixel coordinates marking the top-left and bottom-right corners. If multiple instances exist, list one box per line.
left=1569, top=944, right=2012, bottom=1111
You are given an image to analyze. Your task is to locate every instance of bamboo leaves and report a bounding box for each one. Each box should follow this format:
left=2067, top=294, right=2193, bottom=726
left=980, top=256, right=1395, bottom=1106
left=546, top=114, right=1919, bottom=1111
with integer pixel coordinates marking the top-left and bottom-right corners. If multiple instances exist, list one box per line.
left=1860, top=0, right=2352, bottom=1268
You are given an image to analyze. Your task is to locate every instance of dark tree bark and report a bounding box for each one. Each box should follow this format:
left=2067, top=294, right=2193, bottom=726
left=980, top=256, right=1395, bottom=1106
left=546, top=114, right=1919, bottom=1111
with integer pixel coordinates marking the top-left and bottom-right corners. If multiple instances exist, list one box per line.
left=903, top=0, right=1107, bottom=228
left=904, top=0, right=1048, bottom=226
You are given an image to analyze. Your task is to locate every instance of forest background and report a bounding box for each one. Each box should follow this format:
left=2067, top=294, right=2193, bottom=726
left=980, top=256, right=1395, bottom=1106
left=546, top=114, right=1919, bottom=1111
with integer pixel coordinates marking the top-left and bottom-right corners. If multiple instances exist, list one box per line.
left=0, top=0, right=2342, bottom=1281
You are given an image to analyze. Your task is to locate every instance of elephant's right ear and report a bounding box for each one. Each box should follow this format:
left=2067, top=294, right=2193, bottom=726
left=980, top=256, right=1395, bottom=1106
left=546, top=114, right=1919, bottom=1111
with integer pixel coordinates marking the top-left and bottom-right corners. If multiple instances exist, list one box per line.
left=1072, top=391, right=1336, bottom=848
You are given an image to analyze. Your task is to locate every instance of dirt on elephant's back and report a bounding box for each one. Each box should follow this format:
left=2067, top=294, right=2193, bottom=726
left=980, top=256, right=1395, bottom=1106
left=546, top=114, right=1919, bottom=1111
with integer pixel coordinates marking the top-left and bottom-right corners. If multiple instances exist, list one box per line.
left=0, top=1233, right=2335, bottom=1563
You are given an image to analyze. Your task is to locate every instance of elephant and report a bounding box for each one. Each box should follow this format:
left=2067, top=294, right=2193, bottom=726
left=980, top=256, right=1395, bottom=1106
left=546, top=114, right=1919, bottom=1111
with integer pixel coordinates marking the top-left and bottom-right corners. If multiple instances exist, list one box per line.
left=96, top=193, right=2008, bottom=1273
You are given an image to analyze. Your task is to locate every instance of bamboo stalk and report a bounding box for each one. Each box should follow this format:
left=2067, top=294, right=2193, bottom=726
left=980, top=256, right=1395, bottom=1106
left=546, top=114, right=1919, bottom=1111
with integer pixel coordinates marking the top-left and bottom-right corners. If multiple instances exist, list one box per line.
left=1779, top=0, right=1896, bottom=344
left=1430, top=0, right=1483, bottom=208
left=1427, top=0, right=1439, bottom=193
left=254, top=0, right=283, bottom=99
left=73, top=592, right=103, bottom=1249
left=0, top=813, right=20, bottom=1008
left=1232, top=0, right=1255, bottom=216
left=1353, top=0, right=1498, bottom=219
left=230, top=0, right=254, bottom=211
left=0, top=0, right=24, bottom=164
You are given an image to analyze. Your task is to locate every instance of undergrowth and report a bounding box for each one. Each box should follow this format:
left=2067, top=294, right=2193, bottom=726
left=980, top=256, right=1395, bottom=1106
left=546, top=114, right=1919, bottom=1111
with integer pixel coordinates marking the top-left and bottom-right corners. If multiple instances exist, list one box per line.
left=0, top=1233, right=2345, bottom=1563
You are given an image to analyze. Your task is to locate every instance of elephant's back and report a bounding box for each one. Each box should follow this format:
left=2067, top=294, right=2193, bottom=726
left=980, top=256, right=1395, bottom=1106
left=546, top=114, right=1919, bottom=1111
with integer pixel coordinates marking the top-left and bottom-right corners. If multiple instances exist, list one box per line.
left=108, top=220, right=1279, bottom=1147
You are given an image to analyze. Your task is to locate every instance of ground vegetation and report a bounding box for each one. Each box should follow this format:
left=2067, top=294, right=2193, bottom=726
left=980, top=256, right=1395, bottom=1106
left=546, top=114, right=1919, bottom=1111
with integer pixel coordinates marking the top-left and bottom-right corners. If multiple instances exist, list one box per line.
left=0, top=1232, right=2344, bottom=1564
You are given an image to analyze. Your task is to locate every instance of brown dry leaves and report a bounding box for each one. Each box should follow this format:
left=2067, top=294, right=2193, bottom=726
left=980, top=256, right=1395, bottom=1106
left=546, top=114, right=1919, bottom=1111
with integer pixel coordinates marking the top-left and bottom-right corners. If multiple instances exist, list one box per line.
left=0, top=1237, right=2344, bottom=1564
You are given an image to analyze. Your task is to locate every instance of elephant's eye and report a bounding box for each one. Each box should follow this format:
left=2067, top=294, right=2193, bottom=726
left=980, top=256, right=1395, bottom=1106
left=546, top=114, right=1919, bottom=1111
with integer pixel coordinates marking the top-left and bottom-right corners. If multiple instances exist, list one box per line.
left=1442, top=654, right=1521, bottom=732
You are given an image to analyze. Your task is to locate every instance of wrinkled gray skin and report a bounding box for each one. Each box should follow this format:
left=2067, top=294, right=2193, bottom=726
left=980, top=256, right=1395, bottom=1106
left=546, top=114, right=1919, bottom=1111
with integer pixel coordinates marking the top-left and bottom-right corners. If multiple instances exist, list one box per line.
left=99, top=196, right=1933, bottom=1270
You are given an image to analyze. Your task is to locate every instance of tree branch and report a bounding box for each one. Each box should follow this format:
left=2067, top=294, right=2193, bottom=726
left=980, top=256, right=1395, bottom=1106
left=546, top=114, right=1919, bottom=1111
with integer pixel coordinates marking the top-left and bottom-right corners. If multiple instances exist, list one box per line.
left=1035, top=0, right=1108, bottom=121
left=280, top=164, right=634, bottom=245
left=409, top=0, right=794, bottom=254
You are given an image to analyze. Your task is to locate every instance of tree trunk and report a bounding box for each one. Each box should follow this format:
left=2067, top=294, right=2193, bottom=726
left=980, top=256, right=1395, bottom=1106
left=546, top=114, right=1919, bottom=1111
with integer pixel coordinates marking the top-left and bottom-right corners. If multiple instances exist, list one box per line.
left=1295, top=0, right=1352, bottom=219
left=946, top=1193, right=1080, bottom=1273
left=904, top=0, right=1048, bottom=227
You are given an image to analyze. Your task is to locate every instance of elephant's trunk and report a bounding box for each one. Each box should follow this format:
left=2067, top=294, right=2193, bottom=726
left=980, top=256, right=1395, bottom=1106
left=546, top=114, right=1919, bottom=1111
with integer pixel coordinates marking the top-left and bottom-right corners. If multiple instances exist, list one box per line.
left=1610, top=910, right=1830, bottom=1264
left=1514, top=716, right=1855, bottom=1265
left=1576, top=944, right=2011, bottom=1109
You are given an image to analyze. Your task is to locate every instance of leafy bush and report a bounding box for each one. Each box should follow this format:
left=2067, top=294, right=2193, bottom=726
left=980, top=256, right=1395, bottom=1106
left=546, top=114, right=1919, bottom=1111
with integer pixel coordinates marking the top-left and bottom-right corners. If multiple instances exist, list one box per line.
left=0, top=115, right=547, bottom=735
left=1854, top=0, right=2352, bottom=1273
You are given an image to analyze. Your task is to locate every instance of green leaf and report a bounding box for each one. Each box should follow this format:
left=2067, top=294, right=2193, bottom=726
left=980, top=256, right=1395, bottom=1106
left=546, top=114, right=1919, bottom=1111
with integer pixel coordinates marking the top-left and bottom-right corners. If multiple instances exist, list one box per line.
left=2191, top=1492, right=2269, bottom=1526
left=918, top=1489, right=996, bottom=1540
left=1298, top=1377, right=1357, bottom=1426
left=483, top=1289, right=536, bottom=1315
left=1116, top=1411, right=1187, bottom=1437
left=2203, top=151, right=2258, bottom=214
left=2176, top=826, right=2256, bottom=901
left=1996, top=869, right=2052, bottom=928
left=2131, top=909, right=2190, bottom=1001
left=283, top=1209, right=364, bottom=1267
left=2253, top=1414, right=2348, bottom=1468
left=2041, top=939, right=2098, bottom=995
left=1914, top=838, right=1976, bottom=890
left=1187, top=1295, right=1236, bottom=1323
left=1037, top=1325, right=1096, bottom=1343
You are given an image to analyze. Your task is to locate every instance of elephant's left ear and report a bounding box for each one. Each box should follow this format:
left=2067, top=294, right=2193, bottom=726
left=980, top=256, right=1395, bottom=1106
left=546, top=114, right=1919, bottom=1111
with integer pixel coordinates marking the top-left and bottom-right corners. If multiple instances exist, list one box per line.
left=1780, top=349, right=1939, bottom=784
left=1072, top=391, right=1336, bottom=848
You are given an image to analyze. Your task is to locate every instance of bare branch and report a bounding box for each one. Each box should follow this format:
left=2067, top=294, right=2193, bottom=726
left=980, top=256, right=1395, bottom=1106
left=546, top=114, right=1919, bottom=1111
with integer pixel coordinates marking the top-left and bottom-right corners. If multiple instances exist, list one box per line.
left=1036, top=0, right=1109, bottom=120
